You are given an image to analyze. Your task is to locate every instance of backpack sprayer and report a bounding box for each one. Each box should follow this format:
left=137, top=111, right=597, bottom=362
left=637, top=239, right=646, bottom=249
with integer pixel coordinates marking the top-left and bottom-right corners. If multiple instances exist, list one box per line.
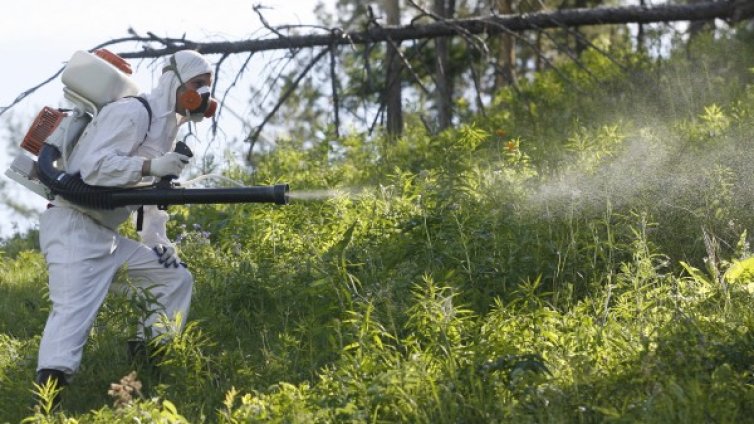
left=5, top=49, right=289, bottom=209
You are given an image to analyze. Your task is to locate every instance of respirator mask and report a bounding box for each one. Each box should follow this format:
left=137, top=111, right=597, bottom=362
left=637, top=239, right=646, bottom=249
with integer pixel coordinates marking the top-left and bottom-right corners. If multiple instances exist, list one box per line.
left=177, top=84, right=217, bottom=122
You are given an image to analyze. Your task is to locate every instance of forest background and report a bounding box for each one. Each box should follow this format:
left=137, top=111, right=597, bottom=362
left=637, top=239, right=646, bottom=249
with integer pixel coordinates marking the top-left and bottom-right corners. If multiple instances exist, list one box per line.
left=2, top=0, right=754, bottom=422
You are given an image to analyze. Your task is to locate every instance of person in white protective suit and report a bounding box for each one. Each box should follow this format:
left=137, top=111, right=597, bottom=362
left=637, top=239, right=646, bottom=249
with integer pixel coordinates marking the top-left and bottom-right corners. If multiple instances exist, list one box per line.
left=35, top=50, right=214, bottom=399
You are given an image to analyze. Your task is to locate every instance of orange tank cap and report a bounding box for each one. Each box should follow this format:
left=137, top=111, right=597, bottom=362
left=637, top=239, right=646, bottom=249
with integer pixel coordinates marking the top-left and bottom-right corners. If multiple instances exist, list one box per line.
left=94, top=49, right=133, bottom=75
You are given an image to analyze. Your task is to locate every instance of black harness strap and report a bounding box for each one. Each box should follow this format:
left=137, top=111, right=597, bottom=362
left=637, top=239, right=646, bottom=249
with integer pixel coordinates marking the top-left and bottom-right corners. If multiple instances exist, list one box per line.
left=136, top=206, right=145, bottom=231
left=126, top=96, right=152, bottom=232
left=126, top=96, right=153, bottom=141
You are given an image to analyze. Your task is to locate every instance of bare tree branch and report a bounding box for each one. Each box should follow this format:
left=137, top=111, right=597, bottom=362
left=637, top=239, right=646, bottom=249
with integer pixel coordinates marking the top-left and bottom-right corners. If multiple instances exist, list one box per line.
left=3, top=0, right=748, bottom=135
left=245, top=48, right=329, bottom=160
left=256, top=50, right=303, bottom=110
left=535, top=25, right=601, bottom=82
left=406, top=0, right=489, bottom=55
left=369, top=98, right=387, bottom=137
left=481, top=19, right=584, bottom=93
left=210, top=52, right=230, bottom=136
left=253, top=5, right=288, bottom=40
left=531, top=0, right=630, bottom=73
left=111, top=2, right=752, bottom=58
left=217, top=52, right=256, bottom=128
left=468, top=56, right=486, bottom=118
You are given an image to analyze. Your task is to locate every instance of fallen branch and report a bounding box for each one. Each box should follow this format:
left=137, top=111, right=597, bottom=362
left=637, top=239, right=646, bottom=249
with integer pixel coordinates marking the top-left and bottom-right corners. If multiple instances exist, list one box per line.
left=112, top=2, right=752, bottom=58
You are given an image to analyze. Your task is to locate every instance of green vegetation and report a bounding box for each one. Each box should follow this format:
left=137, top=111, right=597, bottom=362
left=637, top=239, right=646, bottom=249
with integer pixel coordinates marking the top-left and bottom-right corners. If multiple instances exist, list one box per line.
left=4, top=31, right=754, bottom=423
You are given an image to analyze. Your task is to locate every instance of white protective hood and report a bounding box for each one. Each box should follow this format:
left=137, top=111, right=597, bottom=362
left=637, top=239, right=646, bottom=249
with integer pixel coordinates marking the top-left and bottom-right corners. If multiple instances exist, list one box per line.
left=143, top=50, right=213, bottom=154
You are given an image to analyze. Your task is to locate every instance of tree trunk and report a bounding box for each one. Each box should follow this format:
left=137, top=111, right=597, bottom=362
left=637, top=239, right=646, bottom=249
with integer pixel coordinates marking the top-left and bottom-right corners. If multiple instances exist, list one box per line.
left=434, top=0, right=455, bottom=131
left=637, top=0, right=645, bottom=53
left=535, top=30, right=543, bottom=72
left=495, top=0, right=516, bottom=89
left=384, top=0, right=403, bottom=137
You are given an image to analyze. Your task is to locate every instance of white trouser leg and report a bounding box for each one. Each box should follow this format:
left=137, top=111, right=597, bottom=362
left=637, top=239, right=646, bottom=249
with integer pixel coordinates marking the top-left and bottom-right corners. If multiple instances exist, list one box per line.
left=37, top=256, right=120, bottom=374
left=37, top=207, right=123, bottom=375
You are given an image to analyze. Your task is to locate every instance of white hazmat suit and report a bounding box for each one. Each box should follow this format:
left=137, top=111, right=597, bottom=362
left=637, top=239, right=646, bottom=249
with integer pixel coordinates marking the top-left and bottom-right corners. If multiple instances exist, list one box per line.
left=37, top=50, right=212, bottom=378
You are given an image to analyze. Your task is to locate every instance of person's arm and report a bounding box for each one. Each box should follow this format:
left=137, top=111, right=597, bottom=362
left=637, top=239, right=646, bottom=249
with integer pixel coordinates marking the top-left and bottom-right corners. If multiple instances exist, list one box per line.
left=75, top=100, right=150, bottom=187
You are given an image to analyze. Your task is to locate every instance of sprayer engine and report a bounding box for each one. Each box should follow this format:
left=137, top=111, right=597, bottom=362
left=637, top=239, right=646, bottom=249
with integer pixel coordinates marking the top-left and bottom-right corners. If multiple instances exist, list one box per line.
left=6, top=105, right=91, bottom=200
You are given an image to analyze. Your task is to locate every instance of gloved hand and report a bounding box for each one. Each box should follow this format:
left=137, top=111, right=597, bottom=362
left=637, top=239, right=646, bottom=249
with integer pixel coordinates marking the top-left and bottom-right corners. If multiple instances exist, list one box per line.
left=153, top=244, right=186, bottom=268
left=146, top=152, right=190, bottom=177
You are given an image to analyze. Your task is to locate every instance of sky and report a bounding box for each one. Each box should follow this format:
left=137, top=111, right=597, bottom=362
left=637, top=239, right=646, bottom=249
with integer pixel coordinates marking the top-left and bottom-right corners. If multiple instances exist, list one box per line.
left=0, top=0, right=330, bottom=237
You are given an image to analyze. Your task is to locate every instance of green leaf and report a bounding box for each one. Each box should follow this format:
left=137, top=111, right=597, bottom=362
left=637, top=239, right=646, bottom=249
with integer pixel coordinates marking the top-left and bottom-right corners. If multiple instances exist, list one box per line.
left=592, top=405, right=621, bottom=418
left=343, top=342, right=360, bottom=352
left=724, top=257, right=754, bottom=283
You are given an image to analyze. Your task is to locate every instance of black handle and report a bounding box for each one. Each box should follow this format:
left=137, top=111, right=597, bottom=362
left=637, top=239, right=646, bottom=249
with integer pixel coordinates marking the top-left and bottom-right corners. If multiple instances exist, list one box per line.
left=174, top=141, right=193, bottom=158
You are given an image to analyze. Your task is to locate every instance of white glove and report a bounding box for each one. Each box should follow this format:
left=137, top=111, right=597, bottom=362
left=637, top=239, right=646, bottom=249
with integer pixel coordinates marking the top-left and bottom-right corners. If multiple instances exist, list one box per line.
left=147, top=152, right=190, bottom=177
left=153, top=244, right=184, bottom=268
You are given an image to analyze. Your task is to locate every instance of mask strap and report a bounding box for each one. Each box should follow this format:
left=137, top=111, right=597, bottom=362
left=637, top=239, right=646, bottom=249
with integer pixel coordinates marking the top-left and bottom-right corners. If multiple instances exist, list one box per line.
left=163, top=55, right=193, bottom=116
left=162, top=55, right=185, bottom=84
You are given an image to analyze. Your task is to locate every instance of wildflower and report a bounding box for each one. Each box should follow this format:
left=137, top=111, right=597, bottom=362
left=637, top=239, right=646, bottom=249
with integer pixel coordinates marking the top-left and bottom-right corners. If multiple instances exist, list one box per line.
left=505, top=140, right=518, bottom=152
left=108, top=371, right=143, bottom=409
left=495, top=129, right=507, bottom=138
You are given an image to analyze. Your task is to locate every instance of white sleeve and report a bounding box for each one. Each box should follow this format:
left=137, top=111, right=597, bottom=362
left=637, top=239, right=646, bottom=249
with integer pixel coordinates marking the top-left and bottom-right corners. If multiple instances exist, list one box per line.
left=71, top=99, right=150, bottom=187
left=138, top=205, right=173, bottom=247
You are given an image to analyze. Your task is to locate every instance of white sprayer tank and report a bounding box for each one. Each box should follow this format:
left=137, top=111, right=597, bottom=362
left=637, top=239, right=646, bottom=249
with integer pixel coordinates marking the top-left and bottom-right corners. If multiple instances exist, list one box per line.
left=61, top=50, right=140, bottom=109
